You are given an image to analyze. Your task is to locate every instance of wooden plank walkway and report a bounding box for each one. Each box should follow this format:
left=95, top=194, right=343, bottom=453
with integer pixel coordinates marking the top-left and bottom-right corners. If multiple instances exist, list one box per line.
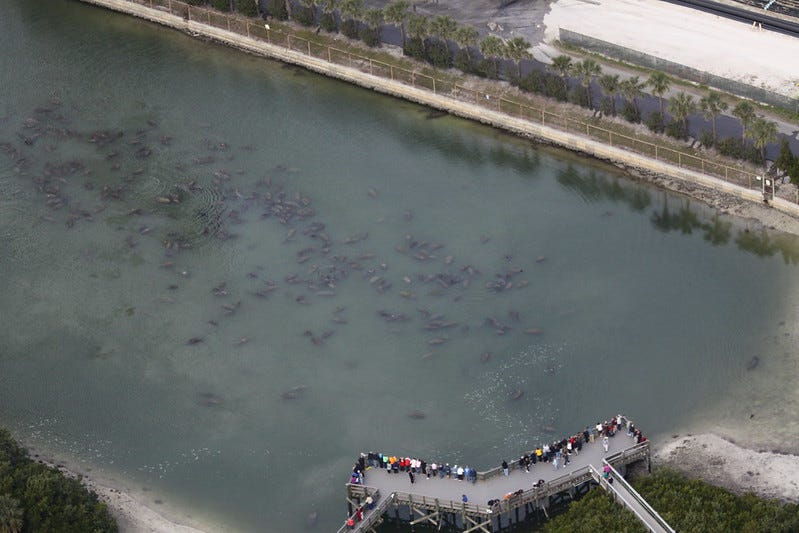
left=339, top=418, right=673, bottom=532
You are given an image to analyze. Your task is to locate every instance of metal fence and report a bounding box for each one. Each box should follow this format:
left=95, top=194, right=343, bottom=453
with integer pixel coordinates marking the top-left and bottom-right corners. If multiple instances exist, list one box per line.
left=128, top=0, right=775, bottom=201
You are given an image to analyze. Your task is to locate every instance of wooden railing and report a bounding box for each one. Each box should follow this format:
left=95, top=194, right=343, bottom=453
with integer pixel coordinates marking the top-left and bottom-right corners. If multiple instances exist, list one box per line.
left=117, top=0, right=775, bottom=202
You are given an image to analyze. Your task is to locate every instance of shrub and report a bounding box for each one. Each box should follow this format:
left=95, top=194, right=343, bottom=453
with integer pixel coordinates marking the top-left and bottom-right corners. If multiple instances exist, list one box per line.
left=403, top=37, right=425, bottom=60
left=544, top=75, right=567, bottom=101
left=621, top=102, right=640, bottom=123
left=425, top=40, right=451, bottom=69
left=211, top=0, right=231, bottom=11
left=477, top=58, right=499, bottom=79
left=699, top=131, right=715, bottom=149
left=236, top=0, right=259, bottom=16
left=320, top=12, right=337, bottom=32
left=519, top=70, right=546, bottom=94
left=568, top=87, right=589, bottom=108
left=599, top=96, right=614, bottom=117
left=360, top=27, right=380, bottom=47
left=293, top=5, right=315, bottom=26
left=266, top=0, right=288, bottom=19
left=665, top=120, right=688, bottom=140
left=453, top=50, right=477, bottom=75
left=645, top=111, right=665, bottom=133
left=341, top=19, right=360, bottom=39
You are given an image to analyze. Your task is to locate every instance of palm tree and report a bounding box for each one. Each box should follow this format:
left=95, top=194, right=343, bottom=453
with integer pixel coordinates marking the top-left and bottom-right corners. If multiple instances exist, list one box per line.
left=429, top=15, right=458, bottom=44
left=746, top=115, right=778, bottom=166
left=572, top=58, right=601, bottom=109
left=505, top=37, right=532, bottom=80
left=550, top=55, right=572, bottom=92
left=479, top=35, right=505, bottom=77
left=454, top=25, right=479, bottom=62
left=598, top=74, right=620, bottom=116
left=383, top=0, right=410, bottom=47
left=364, top=8, right=382, bottom=32
left=647, top=71, right=670, bottom=115
left=732, top=101, right=756, bottom=142
left=340, top=0, right=364, bottom=29
left=620, top=76, right=645, bottom=118
left=668, top=91, right=697, bottom=137
left=407, top=14, right=428, bottom=53
left=699, top=91, right=728, bottom=145
left=0, top=495, right=23, bottom=533
left=320, top=0, right=339, bottom=18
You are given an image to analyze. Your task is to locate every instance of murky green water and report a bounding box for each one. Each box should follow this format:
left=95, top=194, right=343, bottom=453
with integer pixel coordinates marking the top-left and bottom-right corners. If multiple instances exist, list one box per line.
left=2, top=0, right=799, bottom=531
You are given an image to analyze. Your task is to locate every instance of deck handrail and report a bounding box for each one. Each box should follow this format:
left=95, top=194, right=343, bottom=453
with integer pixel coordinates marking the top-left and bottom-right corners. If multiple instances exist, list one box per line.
left=602, top=460, right=675, bottom=533
left=336, top=487, right=387, bottom=533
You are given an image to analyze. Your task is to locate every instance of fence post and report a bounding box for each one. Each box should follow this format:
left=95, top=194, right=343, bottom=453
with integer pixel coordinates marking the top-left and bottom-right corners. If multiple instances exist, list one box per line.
left=246, top=22, right=250, bottom=38
left=287, top=34, right=291, bottom=50
left=541, top=109, right=545, bottom=125
left=206, top=10, right=210, bottom=24
left=678, top=152, right=682, bottom=167
left=390, top=65, right=394, bottom=80
left=655, top=145, right=658, bottom=160
left=348, top=52, right=352, bottom=67
left=609, top=130, right=612, bottom=146
left=369, top=58, right=373, bottom=75
left=308, top=40, right=311, bottom=56
left=433, top=77, right=436, bottom=93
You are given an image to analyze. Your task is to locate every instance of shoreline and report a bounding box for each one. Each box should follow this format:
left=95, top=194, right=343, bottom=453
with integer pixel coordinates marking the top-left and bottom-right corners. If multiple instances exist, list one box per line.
left=653, top=433, right=799, bottom=503
left=23, top=444, right=212, bottom=533
left=76, top=0, right=799, bottom=239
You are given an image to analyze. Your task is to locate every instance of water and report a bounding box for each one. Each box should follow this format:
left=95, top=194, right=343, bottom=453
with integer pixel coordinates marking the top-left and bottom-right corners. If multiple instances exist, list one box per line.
left=2, top=1, right=799, bottom=531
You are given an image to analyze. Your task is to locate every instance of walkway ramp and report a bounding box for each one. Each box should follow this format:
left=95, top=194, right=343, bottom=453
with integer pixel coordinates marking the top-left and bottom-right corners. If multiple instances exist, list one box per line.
left=591, top=462, right=675, bottom=533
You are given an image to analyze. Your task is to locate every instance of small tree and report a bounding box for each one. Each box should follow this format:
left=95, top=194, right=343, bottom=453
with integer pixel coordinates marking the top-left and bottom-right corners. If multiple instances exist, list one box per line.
left=732, top=101, right=756, bottom=142
left=405, top=14, right=428, bottom=58
left=0, top=495, right=23, bottom=533
left=550, top=55, right=572, bottom=93
left=384, top=0, right=411, bottom=47
left=454, top=25, right=479, bottom=62
left=479, top=35, right=505, bottom=79
left=699, top=91, right=728, bottom=145
left=339, top=0, right=364, bottom=39
left=774, top=138, right=799, bottom=182
left=319, top=0, right=339, bottom=31
left=598, top=74, right=620, bottom=116
left=668, top=91, right=697, bottom=140
left=429, top=15, right=458, bottom=46
left=647, top=71, right=670, bottom=115
left=620, top=76, right=645, bottom=122
left=571, top=58, right=601, bottom=110
left=362, top=8, right=383, bottom=46
left=746, top=115, right=778, bottom=166
left=505, top=37, right=532, bottom=81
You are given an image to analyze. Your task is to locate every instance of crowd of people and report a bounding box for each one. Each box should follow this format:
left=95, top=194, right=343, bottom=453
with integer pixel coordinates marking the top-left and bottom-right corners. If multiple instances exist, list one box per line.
left=348, top=415, right=647, bottom=508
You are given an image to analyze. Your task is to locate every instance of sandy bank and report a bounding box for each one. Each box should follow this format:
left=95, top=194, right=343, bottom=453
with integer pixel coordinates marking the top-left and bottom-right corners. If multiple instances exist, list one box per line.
left=33, top=455, right=209, bottom=533
left=654, top=433, right=799, bottom=503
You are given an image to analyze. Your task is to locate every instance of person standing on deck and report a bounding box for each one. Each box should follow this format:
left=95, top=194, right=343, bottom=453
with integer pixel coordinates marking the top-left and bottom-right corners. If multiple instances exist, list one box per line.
left=502, top=460, right=509, bottom=476
left=603, top=435, right=609, bottom=452
left=408, top=470, right=415, bottom=484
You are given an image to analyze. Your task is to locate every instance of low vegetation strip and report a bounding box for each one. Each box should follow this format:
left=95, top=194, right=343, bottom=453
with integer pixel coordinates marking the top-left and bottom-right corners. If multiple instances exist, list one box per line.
left=0, top=428, right=118, bottom=532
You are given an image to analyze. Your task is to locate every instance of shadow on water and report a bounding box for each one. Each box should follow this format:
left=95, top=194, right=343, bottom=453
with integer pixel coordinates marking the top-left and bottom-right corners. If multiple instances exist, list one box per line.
left=650, top=198, right=799, bottom=263
left=556, top=165, right=651, bottom=211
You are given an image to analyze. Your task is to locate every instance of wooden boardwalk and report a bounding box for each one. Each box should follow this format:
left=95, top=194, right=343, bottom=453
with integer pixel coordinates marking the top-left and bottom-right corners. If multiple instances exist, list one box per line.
left=339, top=418, right=674, bottom=532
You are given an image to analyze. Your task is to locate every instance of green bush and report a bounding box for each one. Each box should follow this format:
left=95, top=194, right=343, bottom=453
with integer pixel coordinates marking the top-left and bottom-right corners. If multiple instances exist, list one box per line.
left=699, top=131, right=715, bottom=148
left=320, top=12, right=338, bottom=32
left=519, top=70, right=546, bottom=94
left=599, top=96, right=614, bottom=117
left=425, top=40, right=451, bottom=69
left=477, top=58, right=499, bottom=79
left=211, top=0, right=231, bottom=11
left=266, top=0, right=288, bottom=20
left=543, top=76, right=567, bottom=101
left=0, top=428, right=118, bottom=532
left=453, top=50, right=477, bottom=75
left=403, top=37, right=425, bottom=60
left=341, top=19, right=360, bottom=39
left=568, top=87, right=589, bottom=108
left=361, top=27, right=380, bottom=47
left=545, top=488, right=645, bottom=532
left=235, top=0, right=258, bottom=16
left=665, top=120, right=688, bottom=140
left=645, top=111, right=665, bottom=133
left=294, top=5, right=315, bottom=26
left=621, top=101, right=640, bottom=123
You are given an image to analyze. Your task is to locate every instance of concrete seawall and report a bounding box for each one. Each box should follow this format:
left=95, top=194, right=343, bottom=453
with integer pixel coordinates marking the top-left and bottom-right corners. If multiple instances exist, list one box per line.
left=76, top=0, right=799, bottom=221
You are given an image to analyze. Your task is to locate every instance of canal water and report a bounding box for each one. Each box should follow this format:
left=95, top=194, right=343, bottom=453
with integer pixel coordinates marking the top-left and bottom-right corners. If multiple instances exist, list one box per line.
left=2, top=1, right=799, bottom=531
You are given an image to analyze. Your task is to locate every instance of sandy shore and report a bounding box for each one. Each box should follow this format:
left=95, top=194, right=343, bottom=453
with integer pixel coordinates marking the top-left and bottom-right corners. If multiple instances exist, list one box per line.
left=654, top=433, right=799, bottom=503
left=32, top=455, right=209, bottom=533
